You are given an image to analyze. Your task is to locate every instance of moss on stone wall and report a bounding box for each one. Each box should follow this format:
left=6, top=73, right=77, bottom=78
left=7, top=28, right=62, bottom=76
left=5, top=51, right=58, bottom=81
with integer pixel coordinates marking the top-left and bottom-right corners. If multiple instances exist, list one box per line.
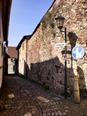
left=42, top=11, right=54, bottom=30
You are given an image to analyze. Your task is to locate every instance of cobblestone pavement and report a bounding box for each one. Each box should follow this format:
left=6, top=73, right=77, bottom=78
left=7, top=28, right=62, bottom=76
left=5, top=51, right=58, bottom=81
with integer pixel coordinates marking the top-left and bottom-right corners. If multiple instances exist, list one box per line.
left=0, top=76, right=87, bottom=116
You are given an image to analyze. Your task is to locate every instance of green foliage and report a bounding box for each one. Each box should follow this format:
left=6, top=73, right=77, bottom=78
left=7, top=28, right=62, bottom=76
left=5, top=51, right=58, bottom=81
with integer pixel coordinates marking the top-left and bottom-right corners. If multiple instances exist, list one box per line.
left=42, top=11, right=54, bottom=30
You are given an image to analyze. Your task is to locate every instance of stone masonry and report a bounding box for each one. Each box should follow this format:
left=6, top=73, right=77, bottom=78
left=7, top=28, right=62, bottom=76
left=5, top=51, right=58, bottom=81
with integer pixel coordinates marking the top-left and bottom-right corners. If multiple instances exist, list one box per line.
left=17, top=0, right=87, bottom=95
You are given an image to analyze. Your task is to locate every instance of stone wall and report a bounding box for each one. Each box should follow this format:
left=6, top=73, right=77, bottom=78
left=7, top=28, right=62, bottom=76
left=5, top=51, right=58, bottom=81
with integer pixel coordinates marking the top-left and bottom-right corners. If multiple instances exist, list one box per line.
left=52, top=0, right=87, bottom=91
left=18, top=0, right=87, bottom=95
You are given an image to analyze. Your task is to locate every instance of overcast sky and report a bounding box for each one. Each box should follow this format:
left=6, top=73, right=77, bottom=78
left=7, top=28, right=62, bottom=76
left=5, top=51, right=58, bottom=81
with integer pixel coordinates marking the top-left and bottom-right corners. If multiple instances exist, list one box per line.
left=8, top=0, right=53, bottom=46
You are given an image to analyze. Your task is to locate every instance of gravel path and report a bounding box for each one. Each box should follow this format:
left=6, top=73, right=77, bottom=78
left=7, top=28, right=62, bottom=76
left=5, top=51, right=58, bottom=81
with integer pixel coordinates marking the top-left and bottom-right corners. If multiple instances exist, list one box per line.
left=0, top=75, right=87, bottom=116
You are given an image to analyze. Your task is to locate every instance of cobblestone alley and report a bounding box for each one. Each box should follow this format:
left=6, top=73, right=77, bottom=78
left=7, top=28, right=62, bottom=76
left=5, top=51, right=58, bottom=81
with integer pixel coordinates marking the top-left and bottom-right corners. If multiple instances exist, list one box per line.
left=0, top=76, right=87, bottom=116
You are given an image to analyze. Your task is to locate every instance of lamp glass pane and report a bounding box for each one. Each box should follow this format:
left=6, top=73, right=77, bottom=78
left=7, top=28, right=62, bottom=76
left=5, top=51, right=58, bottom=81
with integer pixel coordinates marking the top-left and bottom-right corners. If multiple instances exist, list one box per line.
left=55, top=16, right=65, bottom=29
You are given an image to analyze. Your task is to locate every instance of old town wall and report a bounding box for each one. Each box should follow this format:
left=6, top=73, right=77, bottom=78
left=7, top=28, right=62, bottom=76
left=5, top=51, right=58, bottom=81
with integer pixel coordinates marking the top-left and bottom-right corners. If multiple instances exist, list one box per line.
left=19, top=0, right=87, bottom=95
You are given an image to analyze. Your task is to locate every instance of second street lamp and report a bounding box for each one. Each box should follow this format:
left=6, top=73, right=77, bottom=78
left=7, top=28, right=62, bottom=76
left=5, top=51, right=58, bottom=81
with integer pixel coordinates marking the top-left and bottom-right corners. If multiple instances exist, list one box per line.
left=55, top=15, right=67, bottom=98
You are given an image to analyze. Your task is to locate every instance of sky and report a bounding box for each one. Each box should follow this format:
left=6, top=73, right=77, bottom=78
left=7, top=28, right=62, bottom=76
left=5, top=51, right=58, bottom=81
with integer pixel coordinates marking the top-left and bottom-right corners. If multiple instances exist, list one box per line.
left=8, top=0, right=53, bottom=47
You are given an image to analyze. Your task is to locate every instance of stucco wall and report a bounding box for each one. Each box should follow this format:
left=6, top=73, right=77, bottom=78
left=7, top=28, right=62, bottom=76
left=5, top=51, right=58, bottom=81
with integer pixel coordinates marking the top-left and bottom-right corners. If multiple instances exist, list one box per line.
left=8, top=58, right=15, bottom=74
left=18, top=39, right=27, bottom=76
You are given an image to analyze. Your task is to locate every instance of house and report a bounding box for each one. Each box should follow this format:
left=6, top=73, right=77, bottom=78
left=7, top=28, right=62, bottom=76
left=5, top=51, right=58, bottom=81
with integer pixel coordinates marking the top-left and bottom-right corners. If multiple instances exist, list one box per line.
left=17, top=35, right=31, bottom=77
left=8, top=46, right=17, bottom=75
left=0, top=0, right=12, bottom=89
left=17, top=0, right=87, bottom=96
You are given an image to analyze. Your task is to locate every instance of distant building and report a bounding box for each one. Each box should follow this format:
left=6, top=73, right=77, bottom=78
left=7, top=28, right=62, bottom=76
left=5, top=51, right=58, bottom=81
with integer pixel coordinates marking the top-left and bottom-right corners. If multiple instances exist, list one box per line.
left=8, top=47, right=17, bottom=75
left=17, top=35, right=31, bottom=77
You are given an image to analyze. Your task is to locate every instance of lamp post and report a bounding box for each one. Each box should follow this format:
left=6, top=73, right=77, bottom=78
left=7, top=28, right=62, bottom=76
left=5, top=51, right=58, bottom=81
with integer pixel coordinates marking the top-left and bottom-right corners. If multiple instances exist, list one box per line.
left=55, top=16, right=67, bottom=98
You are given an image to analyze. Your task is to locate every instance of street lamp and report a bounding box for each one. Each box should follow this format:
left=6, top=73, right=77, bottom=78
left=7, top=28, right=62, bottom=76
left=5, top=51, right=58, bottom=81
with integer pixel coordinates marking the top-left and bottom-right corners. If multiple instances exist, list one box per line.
left=55, top=15, right=67, bottom=98
left=55, top=16, right=65, bottom=30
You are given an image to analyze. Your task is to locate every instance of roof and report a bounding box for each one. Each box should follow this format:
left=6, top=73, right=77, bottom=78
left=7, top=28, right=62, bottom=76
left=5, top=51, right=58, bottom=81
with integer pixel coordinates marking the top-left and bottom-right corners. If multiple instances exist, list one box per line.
left=8, top=46, right=17, bottom=58
left=16, top=35, right=31, bottom=49
left=1, top=0, right=12, bottom=41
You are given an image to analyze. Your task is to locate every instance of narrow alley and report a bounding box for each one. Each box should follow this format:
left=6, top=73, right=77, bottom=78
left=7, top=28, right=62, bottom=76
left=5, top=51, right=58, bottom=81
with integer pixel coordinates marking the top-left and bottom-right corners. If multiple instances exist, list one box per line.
left=0, top=76, right=87, bottom=116
left=0, top=0, right=87, bottom=115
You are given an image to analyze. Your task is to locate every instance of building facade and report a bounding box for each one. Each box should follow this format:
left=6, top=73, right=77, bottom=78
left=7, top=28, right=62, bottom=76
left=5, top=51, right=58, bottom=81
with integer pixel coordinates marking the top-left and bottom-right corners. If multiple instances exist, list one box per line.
left=0, top=0, right=12, bottom=89
left=17, top=0, right=87, bottom=95
left=17, top=35, right=30, bottom=77
left=8, top=47, right=17, bottom=75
